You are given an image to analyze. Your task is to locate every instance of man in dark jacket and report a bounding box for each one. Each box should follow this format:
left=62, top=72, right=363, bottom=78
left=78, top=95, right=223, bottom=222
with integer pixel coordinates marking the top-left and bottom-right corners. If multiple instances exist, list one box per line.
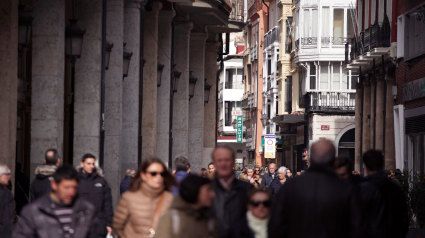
left=119, top=168, right=135, bottom=195
left=268, top=140, right=361, bottom=238
left=0, top=164, right=14, bottom=238
left=211, top=145, right=253, bottom=238
left=334, top=156, right=362, bottom=185
left=260, top=162, right=276, bottom=188
left=78, top=154, right=113, bottom=238
left=171, top=156, right=191, bottom=196
left=360, top=150, right=409, bottom=238
left=13, top=165, right=98, bottom=238
left=30, top=149, right=60, bottom=201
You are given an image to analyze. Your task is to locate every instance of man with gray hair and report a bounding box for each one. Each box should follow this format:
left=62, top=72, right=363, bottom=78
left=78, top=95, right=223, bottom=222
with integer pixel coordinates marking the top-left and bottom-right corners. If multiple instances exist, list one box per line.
left=0, top=164, right=14, bottom=238
left=120, top=168, right=136, bottom=195
left=269, top=140, right=361, bottom=238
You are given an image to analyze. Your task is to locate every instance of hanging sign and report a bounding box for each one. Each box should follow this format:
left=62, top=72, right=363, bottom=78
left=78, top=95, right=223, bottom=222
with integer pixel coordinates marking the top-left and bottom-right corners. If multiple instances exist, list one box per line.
left=237, top=116, right=243, bottom=143
left=265, top=134, right=276, bottom=158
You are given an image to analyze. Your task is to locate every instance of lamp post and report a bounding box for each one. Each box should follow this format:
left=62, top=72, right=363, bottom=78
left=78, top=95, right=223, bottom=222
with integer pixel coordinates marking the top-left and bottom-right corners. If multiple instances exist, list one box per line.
left=65, top=19, right=86, bottom=163
left=157, top=63, right=164, bottom=87
left=173, top=71, right=181, bottom=93
left=105, top=41, right=113, bottom=70
left=189, top=71, right=198, bottom=101
left=204, top=78, right=212, bottom=105
left=18, top=4, right=33, bottom=55
left=123, top=43, right=133, bottom=78
left=260, top=113, right=269, bottom=127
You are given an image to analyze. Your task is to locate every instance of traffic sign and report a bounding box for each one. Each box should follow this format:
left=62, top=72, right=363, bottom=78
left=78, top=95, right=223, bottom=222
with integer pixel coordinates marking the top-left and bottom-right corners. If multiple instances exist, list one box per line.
left=265, top=134, right=276, bottom=158
left=237, top=116, right=243, bottom=143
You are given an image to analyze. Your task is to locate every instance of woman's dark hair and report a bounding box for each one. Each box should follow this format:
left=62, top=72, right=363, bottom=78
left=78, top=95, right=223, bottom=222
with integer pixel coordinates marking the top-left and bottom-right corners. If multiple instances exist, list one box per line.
left=199, top=168, right=208, bottom=177
left=129, top=157, right=176, bottom=192
left=180, top=175, right=211, bottom=204
left=246, top=188, right=272, bottom=205
left=53, top=165, right=80, bottom=184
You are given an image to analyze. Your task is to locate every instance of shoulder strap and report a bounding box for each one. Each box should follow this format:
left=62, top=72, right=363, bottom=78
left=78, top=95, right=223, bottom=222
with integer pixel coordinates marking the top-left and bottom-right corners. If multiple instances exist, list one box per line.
left=170, top=209, right=180, bottom=237
left=150, top=192, right=166, bottom=237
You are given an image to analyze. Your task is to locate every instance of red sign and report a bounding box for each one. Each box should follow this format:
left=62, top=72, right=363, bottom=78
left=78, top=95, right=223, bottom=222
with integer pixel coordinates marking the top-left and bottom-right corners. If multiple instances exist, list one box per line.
left=321, top=125, right=330, bottom=130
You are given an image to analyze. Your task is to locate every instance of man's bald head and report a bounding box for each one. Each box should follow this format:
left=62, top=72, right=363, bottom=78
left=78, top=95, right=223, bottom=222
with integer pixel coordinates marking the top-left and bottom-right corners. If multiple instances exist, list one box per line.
left=310, top=140, right=336, bottom=167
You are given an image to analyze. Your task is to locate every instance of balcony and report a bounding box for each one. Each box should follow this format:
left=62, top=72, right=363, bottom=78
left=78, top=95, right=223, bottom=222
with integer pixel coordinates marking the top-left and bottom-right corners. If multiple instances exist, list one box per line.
left=248, top=93, right=257, bottom=109
left=321, top=37, right=348, bottom=47
left=246, top=136, right=252, bottom=149
left=250, top=45, right=257, bottom=62
left=242, top=97, right=249, bottom=110
left=300, top=37, right=318, bottom=47
left=264, top=26, right=279, bottom=49
left=305, top=91, right=356, bottom=113
left=225, top=81, right=244, bottom=89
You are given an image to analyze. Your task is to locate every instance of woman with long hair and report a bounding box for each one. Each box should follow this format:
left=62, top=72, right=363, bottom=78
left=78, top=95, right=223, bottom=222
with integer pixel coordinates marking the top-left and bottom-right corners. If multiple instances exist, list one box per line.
left=113, top=157, right=176, bottom=237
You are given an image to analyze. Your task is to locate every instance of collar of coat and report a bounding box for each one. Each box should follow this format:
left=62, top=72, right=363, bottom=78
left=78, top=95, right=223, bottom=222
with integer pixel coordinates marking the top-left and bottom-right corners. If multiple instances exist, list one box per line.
left=35, top=164, right=57, bottom=176
left=306, top=165, right=338, bottom=177
left=76, top=166, right=104, bottom=179
left=139, top=182, right=165, bottom=198
left=36, top=193, right=93, bottom=217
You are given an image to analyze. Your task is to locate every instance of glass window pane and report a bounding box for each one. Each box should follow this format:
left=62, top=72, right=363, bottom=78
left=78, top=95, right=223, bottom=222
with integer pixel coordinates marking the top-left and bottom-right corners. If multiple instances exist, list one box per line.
left=310, top=63, right=316, bottom=89
left=333, top=9, right=344, bottom=38
left=322, top=7, right=330, bottom=37
left=304, top=10, right=310, bottom=37
left=333, top=63, right=340, bottom=90
left=351, top=75, right=358, bottom=90
left=342, top=69, right=348, bottom=89
left=312, top=9, right=318, bottom=37
left=320, top=64, right=329, bottom=90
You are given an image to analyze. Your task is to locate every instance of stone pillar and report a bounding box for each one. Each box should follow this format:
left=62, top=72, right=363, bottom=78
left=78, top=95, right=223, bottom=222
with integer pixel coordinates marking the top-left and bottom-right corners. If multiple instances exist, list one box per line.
left=31, top=0, right=65, bottom=176
left=104, top=0, right=123, bottom=207
left=362, top=80, right=371, bottom=154
left=375, top=77, right=385, bottom=151
left=122, top=0, right=140, bottom=172
left=385, top=76, right=396, bottom=170
left=156, top=10, right=175, bottom=165
left=203, top=41, right=220, bottom=167
left=189, top=33, right=207, bottom=172
left=172, top=22, right=193, bottom=159
left=354, top=83, right=362, bottom=171
left=73, top=0, right=102, bottom=165
left=142, top=2, right=162, bottom=159
left=0, top=0, right=18, bottom=184
left=369, top=79, right=375, bottom=149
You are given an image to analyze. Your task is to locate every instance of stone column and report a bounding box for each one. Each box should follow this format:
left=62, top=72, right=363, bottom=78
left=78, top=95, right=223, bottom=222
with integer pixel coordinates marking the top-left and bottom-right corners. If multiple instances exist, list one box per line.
left=188, top=33, right=207, bottom=172
left=156, top=10, right=175, bottom=165
left=31, top=0, right=65, bottom=176
left=203, top=41, right=220, bottom=167
left=142, top=2, right=162, bottom=160
left=354, top=83, right=362, bottom=171
left=385, top=76, right=396, bottom=170
left=375, top=77, right=385, bottom=151
left=104, top=0, right=124, bottom=207
left=369, top=78, right=375, bottom=149
left=122, top=0, right=140, bottom=172
left=0, top=0, right=18, bottom=184
left=73, top=0, right=102, bottom=165
left=172, top=22, right=193, bottom=159
left=362, top=80, right=371, bottom=154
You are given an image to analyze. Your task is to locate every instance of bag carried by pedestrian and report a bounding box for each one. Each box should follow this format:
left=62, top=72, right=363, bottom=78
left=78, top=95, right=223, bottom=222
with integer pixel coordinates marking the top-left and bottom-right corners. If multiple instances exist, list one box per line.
left=149, top=193, right=166, bottom=238
left=169, top=209, right=215, bottom=238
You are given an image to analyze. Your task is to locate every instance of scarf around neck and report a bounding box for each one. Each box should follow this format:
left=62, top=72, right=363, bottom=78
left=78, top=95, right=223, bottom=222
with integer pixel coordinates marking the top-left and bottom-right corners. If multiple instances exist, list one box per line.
left=246, top=210, right=269, bottom=238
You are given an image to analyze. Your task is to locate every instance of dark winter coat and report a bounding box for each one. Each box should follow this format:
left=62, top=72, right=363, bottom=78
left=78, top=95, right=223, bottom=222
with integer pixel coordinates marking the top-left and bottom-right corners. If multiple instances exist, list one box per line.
left=12, top=194, right=98, bottom=238
left=119, top=175, right=132, bottom=195
left=268, top=165, right=361, bottom=238
left=230, top=217, right=255, bottom=238
left=260, top=172, right=276, bottom=188
left=269, top=178, right=285, bottom=199
left=211, top=177, right=253, bottom=238
left=78, top=168, right=113, bottom=237
left=171, top=171, right=189, bottom=196
left=0, top=185, right=14, bottom=238
left=30, top=165, right=57, bottom=201
left=359, top=171, right=409, bottom=238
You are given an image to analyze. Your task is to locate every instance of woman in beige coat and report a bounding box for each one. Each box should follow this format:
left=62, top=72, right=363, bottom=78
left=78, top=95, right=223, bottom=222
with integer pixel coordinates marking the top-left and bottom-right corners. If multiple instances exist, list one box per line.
left=113, top=157, right=176, bottom=238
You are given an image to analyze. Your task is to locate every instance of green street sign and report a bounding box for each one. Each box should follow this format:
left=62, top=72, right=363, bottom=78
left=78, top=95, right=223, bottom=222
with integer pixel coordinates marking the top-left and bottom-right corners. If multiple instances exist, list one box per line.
left=237, top=116, right=243, bottom=143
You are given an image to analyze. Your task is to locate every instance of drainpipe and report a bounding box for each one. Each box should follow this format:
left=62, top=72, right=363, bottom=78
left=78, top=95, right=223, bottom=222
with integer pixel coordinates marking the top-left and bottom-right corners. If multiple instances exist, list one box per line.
left=382, top=55, right=386, bottom=165
left=359, top=66, right=364, bottom=175
left=99, top=0, right=107, bottom=169
left=262, top=0, right=269, bottom=32
left=373, top=59, right=376, bottom=149
left=168, top=3, right=175, bottom=169
left=216, top=34, right=224, bottom=146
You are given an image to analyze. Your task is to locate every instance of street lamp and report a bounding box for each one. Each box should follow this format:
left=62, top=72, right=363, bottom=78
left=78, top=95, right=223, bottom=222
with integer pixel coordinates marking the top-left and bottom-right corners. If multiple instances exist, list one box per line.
left=157, top=63, right=164, bottom=87
left=204, top=78, right=212, bottom=105
left=189, top=71, right=198, bottom=100
left=260, top=113, right=269, bottom=127
left=123, top=43, right=133, bottom=78
left=172, top=71, right=181, bottom=93
left=105, top=41, right=113, bottom=70
left=18, top=4, right=33, bottom=54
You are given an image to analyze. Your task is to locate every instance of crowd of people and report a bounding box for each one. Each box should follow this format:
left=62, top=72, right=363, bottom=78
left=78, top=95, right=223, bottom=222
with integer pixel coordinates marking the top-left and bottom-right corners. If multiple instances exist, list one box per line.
left=0, top=139, right=410, bottom=238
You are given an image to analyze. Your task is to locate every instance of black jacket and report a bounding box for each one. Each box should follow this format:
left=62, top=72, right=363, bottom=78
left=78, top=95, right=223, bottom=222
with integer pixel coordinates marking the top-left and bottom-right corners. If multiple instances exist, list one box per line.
left=119, top=175, right=132, bottom=195
left=260, top=172, right=276, bottom=188
left=269, top=178, right=284, bottom=199
left=12, top=194, right=98, bottom=238
left=268, top=165, right=361, bottom=238
left=0, top=185, right=14, bottom=238
left=359, top=171, right=409, bottom=238
left=230, top=217, right=255, bottom=238
left=78, top=168, right=113, bottom=237
left=211, top=178, right=253, bottom=238
left=30, top=165, right=57, bottom=201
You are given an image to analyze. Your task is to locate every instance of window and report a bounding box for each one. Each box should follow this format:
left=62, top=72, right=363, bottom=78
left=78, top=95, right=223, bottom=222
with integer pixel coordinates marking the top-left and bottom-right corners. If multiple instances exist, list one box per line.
left=303, top=9, right=309, bottom=38
left=333, top=9, right=344, bottom=39
left=268, top=59, right=272, bottom=76
left=342, top=69, right=348, bottom=90
left=225, top=68, right=243, bottom=89
left=404, top=14, right=425, bottom=61
left=320, top=63, right=329, bottom=90
left=286, top=17, right=293, bottom=53
left=322, top=7, right=330, bottom=38
left=350, top=74, right=358, bottom=90
left=333, top=63, right=340, bottom=90
left=225, top=101, right=242, bottom=126
left=309, top=62, right=316, bottom=90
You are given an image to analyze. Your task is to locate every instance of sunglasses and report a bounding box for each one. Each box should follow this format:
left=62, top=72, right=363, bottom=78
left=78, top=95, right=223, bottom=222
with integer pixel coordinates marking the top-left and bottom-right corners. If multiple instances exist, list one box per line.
left=250, top=200, right=271, bottom=208
left=255, top=170, right=260, bottom=171
left=147, top=171, right=166, bottom=177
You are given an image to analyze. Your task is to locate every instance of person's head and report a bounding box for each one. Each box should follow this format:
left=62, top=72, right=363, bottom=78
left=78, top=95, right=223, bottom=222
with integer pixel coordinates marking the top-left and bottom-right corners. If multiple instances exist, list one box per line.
left=180, top=175, right=215, bottom=208
left=80, top=153, right=96, bottom=174
left=247, top=188, right=272, bottom=219
left=0, top=164, right=11, bottom=186
left=277, top=166, right=287, bottom=180
left=130, top=157, right=176, bottom=191
left=242, top=168, right=247, bottom=174
left=50, top=165, right=80, bottom=205
left=296, top=171, right=301, bottom=176
left=126, top=168, right=136, bottom=178
left=334, top=157, right=353, bottom=181
left=247, top=165, right=254, bottom=178
left=268, top=163, right=276, bottom=174
left=212, top=145, right=235, bottom=180
left=310, top=140, right=336, bottom=167
left=363, top=150, right=384, bottom=175
left=199, top=168, right=208, bottom=178
left=254, top=167, right=260, bottom=175
left=175, top=156, right=190, bottom=173
left=45, top=148, right=60, bottom=166
left=286, top=169, right=293, bottom=177
left=208, top=162, right=215, bottom=174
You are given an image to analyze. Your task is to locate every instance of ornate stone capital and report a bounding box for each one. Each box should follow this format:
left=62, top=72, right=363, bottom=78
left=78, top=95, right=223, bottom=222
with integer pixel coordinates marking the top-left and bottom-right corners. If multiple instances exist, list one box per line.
left=190, top=32, right=208, bottom=44
left=175, top=22, right=193, bottom=35
left=159, top=10, right=175, bottom=23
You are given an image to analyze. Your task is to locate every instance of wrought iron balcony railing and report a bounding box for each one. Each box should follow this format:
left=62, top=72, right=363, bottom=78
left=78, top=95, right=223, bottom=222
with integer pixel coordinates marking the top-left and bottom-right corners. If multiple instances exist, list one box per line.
left=300, top=37, right=318, bottom=46
left=250, top=45, right=257, bottom=62
left=321, top=37, right=348, bottom=46
left=225, top=82, right=244, bottom=89
left=305, top=91, right=356, bottom=113
left=242, top=98, right=249, bottom=110
left=264, top=26, right=279, bottom=49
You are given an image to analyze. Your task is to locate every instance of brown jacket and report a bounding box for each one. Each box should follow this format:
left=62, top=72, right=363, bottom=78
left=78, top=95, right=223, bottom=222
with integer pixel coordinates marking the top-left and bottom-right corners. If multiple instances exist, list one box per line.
left=155, top=196, right=218, bottom=238
left=113, top=183, right=173, bottom=238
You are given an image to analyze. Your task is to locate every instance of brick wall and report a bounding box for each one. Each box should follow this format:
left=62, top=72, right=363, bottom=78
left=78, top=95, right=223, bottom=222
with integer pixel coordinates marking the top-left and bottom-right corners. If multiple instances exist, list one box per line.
left=396, top=55, right=425, bottom=109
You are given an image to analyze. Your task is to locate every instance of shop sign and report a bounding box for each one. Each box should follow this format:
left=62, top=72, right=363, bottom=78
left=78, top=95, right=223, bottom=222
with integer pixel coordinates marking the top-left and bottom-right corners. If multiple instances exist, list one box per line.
left=265, top=134, right=276, bottom=158
left=321, top=125, right=330, bottom=130
left=237, top=116, right=243, bottom=143
left=235, top=159, right=243, bottom=163
left=403, top=77, right=425, bottom=102
left=232, top=111, right=243, bottom=115
left=296, top=125, right=304, bottom=145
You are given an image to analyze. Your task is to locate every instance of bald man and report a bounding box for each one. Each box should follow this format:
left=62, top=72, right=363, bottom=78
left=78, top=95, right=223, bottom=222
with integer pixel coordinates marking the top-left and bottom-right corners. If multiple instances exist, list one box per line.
left=269, top=140, right=361, bottom=238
